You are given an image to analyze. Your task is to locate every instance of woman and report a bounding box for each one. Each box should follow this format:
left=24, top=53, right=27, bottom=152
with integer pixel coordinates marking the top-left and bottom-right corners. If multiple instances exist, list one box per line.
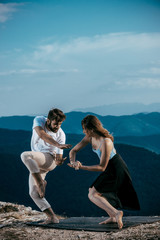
left=68, top=115, right=140, bottom=229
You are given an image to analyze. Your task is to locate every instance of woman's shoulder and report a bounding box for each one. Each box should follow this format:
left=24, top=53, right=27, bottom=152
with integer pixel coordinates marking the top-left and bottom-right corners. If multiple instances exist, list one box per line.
left=78, top=136, right=91, bottom=145
left=101, top=138, right=113, bottom=148
left=104, top=137, right=113, bottom=142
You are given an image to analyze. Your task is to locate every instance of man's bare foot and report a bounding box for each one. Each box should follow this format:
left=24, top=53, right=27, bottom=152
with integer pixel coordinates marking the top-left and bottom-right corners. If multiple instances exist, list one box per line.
left=38, top=180, right=47, bottom=198
left=115, top=211, right=123, bottom=229
left=99, top=217, right=116, bottom=225
left=40, top=216, right=59, bottom=225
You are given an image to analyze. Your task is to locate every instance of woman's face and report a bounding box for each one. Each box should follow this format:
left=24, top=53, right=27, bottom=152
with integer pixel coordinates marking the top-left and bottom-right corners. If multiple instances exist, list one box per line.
left=82, top=126, right=93, bottom=137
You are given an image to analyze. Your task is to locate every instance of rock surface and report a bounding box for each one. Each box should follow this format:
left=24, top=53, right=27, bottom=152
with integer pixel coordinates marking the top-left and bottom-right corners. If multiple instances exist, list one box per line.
left=0, top=201, right=160, bottom=240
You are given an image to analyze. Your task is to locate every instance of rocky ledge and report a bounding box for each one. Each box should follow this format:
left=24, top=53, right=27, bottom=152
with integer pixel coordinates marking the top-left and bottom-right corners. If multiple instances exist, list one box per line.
left=0, top=201, right=160, bottom=240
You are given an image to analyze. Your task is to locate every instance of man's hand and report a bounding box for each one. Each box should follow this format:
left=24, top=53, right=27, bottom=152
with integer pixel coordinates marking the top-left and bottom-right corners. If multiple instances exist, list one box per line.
left=55, top=156, right=67, bottom=166
left=58, top=144, right=72, bottom=149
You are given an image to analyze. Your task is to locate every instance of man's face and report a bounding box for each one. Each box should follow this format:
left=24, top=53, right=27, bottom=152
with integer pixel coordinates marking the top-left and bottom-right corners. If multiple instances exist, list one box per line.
left=47, top=119, right=63, bottom=133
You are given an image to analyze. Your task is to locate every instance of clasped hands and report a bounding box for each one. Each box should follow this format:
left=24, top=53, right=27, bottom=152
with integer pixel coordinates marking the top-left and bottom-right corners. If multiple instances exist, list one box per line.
left=53, top=151, right=82, bottom=169
left=67, top=161, right=82, bottom=170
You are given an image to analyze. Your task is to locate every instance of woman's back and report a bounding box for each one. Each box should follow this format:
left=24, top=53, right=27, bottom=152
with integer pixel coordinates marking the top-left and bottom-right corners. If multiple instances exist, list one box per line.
left=92, top=138, right=116, bottom=159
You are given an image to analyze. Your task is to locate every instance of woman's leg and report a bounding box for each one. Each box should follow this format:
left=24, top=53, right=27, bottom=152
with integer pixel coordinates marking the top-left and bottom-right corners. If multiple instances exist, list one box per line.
left=88, top=187, right=123, bottom=229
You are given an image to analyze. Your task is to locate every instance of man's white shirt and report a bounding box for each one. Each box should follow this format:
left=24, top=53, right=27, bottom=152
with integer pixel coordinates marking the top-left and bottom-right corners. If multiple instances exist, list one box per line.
left=31, top=116, right=65, bottom=154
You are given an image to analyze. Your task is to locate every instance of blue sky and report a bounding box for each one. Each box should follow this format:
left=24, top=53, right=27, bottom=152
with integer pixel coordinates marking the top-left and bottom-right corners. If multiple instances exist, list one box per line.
left=0, top=0, right=160, bottom=116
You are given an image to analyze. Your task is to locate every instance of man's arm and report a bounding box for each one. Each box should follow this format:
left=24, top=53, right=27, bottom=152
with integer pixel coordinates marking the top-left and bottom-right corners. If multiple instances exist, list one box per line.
left=34, top=126, right=72, bottom=149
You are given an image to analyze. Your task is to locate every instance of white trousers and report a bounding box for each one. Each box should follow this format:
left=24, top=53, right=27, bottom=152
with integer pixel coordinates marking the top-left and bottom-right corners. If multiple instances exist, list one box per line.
left=21, top=151, right=57, bottom=211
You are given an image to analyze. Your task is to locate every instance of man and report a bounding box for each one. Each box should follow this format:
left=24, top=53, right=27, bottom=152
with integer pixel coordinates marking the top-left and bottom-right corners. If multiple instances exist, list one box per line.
left=21, top=108, right=72, bottom=224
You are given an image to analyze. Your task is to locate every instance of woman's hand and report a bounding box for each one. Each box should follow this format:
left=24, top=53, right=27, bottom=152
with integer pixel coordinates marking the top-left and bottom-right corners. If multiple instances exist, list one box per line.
left=68, top=161, right=82, bottom=170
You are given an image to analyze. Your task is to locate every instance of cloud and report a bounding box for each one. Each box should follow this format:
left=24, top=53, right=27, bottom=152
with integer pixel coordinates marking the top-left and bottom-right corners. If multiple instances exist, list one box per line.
left=33, top=32, right=160, bottom=61
left=0, top=85, right=22, bottom=92
left=140, top=67, right=160, bottom=75
left=0, top=69, right=47, bottom=76
left=116, top=78, right=160, bottom=89
left=0, top=3, right=23, bottom=23
left=0, top=68, right=79, bottom=76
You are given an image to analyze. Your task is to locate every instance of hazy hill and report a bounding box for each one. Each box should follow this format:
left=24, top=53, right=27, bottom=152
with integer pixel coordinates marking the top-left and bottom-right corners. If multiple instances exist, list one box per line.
left=0, top=129, right=160, bottom=217
left=0, top=112, right=160, bottom=136
left=74, top=102, right=160, bottom=116
left=0, top=116, right=33, bottom=131
left=0, top=128, right=31, bottom=154
left=0, top=128, right=159, bottom=155
left=115, top=134, right=160, bottom=154
left=64, top=111, right=160, bottom=136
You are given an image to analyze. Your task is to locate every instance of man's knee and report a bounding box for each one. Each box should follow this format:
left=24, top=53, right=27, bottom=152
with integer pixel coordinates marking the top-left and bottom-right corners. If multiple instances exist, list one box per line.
left=20, top=151, right=32, bottom=164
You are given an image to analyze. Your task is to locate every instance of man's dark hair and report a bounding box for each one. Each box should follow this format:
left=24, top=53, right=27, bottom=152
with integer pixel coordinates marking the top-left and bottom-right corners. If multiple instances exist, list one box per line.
left=47, top=108, right=66, bottom=122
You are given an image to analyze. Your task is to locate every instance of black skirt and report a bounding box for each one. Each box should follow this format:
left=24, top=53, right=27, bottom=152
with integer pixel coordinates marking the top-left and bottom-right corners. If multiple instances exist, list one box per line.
left=90, top=153, right=140, bottom=210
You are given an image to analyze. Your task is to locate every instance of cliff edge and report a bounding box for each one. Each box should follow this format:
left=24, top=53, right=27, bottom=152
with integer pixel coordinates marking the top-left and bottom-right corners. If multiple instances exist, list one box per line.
left=0, top=201, right=159, bottom=240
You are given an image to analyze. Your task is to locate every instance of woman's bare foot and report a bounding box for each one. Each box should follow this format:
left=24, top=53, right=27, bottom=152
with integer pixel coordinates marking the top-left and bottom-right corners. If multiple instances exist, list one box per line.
left=99, top=217, right=116, bottom=225
left=38, top=180, right=47, bottom=198
left=115, top=211, right=123, bottom=229
left=40, top=216, right=59, bottom=225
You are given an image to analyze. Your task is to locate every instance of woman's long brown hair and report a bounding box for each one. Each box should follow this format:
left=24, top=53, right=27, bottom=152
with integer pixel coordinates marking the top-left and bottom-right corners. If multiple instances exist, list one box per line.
left=81, top=115, right=114, bottom=142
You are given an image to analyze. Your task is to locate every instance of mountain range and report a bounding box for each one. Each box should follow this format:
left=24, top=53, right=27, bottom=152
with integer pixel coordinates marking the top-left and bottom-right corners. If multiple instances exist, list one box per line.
left=64, top=111, right=160, bottom=136
left=0, top=112, right=160, bottom=137
left=0, top=128, right=159, bottom=155
left=74, top=102, right=160, bottom=116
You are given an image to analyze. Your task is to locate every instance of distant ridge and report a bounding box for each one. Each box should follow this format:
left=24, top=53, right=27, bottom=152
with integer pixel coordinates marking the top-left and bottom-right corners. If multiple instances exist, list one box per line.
left=0, top=116, right=34, bottom=131
left=0, top=112, right=160, bottom=137
left=64, top=111, right=160, bottom=136
left=74, top=102, right=160, bottom=116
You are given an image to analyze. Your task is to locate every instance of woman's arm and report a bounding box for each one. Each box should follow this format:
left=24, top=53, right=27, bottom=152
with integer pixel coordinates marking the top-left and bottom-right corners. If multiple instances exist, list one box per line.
left=69, top=136, right=90, bottom=163
left=78, top=139, right=113, bottom=172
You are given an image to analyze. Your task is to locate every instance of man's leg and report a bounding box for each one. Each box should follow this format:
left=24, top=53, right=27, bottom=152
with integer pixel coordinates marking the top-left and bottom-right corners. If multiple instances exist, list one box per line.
left=21, top=151, right=59, bottom=223
left=29, top=173, right=59, bottom=224
left=31, top=172, right=47, bottom=198
left=21, top=151, right=46, bottom=197
left=21, top=151, right=57, bottom=197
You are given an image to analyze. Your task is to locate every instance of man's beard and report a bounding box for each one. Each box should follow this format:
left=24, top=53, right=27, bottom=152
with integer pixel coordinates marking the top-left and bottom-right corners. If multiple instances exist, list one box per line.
left=47, top=123, right=58, bottom=133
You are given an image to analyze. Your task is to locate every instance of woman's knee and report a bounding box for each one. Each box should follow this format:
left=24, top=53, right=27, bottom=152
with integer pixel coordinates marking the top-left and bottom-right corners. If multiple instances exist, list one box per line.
left=88, top=188, right=94, bottom=201
left=88, top=187, right=99, bottom=201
